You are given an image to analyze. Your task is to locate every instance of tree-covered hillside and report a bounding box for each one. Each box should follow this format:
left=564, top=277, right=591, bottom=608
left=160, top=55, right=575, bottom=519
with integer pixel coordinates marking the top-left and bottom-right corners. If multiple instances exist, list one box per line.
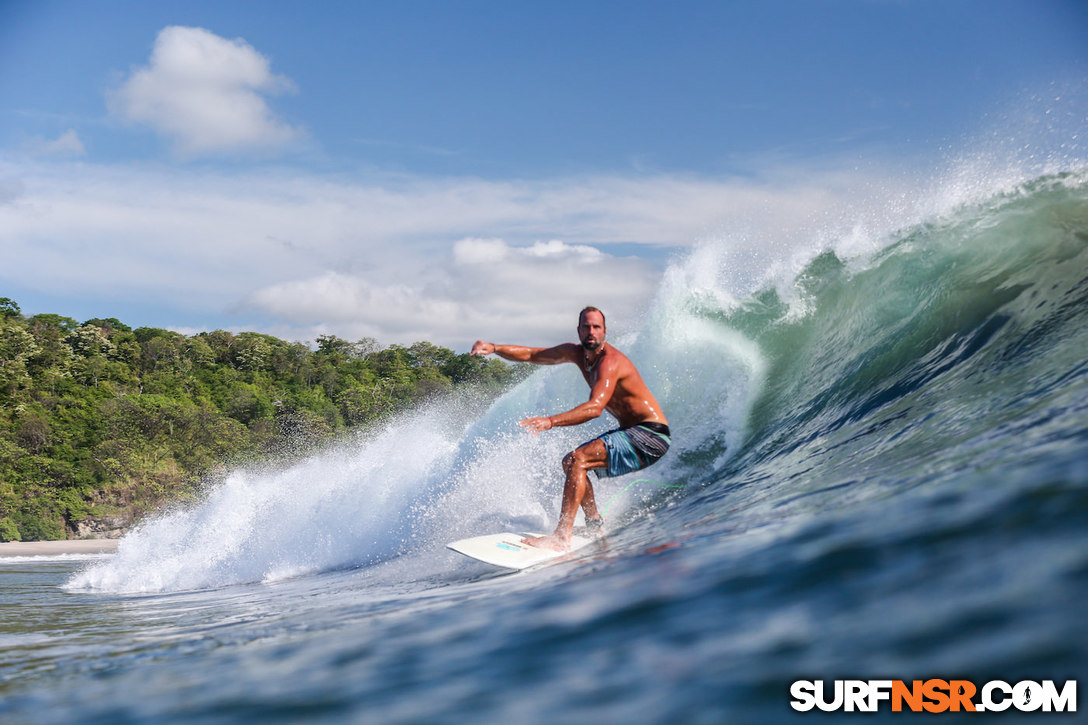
left=0, top=297, right=523, bottom=541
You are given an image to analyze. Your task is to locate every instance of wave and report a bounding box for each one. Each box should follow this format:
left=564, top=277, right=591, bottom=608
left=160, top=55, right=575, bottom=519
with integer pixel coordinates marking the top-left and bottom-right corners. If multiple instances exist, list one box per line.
left=658, top=170, right=1088, bottom=585
left=729, top=171, right=1088, bottom=472
left=67, top=168, right=1088, bottom=593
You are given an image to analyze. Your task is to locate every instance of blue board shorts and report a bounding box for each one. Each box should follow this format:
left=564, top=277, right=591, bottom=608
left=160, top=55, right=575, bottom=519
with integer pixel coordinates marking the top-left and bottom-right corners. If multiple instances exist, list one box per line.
left=593, top=422, right=671, bottom=478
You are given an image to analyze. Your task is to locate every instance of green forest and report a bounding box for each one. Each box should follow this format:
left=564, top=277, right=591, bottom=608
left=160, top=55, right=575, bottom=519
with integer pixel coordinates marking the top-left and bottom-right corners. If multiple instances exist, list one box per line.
left=0, top=297, right=524, bottom=541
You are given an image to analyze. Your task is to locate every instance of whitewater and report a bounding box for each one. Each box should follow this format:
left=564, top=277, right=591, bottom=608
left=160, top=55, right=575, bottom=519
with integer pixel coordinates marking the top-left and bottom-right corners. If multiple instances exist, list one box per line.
left=2, top=156, right=1087, bottom=721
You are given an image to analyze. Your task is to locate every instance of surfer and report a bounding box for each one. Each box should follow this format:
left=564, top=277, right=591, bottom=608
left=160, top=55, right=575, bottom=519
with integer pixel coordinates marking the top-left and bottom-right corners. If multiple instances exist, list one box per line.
left=470, top=307, right=670, bottom=551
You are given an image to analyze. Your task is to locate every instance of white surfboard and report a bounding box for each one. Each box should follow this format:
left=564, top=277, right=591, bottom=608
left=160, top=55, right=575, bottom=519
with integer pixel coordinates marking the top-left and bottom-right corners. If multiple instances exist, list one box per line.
left=447, top=532, right=593, bottom=571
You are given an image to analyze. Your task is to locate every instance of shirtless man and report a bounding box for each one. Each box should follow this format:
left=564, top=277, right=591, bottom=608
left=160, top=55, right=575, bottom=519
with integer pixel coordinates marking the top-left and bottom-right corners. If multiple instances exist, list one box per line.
left=470, top=307, right=670, bottom=551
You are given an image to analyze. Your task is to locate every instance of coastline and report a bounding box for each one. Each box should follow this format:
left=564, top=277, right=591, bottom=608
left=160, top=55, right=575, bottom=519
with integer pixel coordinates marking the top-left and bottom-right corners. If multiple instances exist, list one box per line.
left=0, top=539, right=120, bottom=557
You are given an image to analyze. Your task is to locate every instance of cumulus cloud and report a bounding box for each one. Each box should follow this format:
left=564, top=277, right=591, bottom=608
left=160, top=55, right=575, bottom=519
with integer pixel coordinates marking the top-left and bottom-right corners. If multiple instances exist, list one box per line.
left=244, top=239, right=658, bottom=346
left=109, top=26, right=300, bottom=156
left=0, top=156, right=918, bottom=349
left=453, top=238, right=509, bottom=265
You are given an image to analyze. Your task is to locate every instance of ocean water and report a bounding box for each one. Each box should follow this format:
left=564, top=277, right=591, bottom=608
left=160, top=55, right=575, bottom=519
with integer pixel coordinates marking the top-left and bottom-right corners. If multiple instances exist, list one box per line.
left=2, top=166, right=1087, bottom=722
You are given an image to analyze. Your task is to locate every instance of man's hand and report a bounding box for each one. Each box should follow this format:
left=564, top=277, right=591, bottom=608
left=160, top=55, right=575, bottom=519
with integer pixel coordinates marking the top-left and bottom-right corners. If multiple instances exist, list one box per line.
left=518, top=416, right=553, bottom=435
left=470, top=340, right=495, bottom=356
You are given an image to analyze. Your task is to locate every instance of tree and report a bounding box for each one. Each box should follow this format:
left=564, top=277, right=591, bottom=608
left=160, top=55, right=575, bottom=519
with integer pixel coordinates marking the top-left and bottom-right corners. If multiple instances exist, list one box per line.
left=0, top=321, right=40, bottom=401
left=315, top=334, right=353, bottom=364
left=408, top=341, right=455, bottom=370
left=84, top=317, right=132, bottom=333
left=201, top=330, right=235, bottom=364
left=0, top=297, right=527, bottom=540
left=233, top=333, right=273, bottom=372
left=66, top=324, right=115, bottom=358
left=0, top=298, right=22, bottom=319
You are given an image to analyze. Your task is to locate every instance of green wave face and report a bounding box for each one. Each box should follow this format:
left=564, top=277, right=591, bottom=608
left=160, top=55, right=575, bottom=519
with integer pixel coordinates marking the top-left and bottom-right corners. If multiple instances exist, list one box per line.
left=653, top=172, right=1088, bottom=521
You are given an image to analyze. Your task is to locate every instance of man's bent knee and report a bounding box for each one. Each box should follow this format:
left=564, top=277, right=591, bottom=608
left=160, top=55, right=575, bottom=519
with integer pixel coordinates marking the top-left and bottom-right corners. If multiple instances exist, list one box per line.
left=563, top=450, right=583, bottom=473
left=565, top=440, right=607, bottom=474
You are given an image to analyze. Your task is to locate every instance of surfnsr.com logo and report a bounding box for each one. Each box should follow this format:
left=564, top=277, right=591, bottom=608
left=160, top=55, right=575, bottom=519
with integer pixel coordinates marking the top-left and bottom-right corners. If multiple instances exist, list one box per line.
left=790, top=679, right=1077, bottom=713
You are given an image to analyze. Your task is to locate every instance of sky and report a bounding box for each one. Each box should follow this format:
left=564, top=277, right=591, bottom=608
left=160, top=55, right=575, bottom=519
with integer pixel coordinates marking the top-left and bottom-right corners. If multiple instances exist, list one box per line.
left=1, top=0, right=1085, bottom=350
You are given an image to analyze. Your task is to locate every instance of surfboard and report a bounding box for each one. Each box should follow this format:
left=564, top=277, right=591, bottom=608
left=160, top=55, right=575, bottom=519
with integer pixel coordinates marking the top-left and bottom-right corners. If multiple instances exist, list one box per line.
left=447, top=532, right=593, bottom=571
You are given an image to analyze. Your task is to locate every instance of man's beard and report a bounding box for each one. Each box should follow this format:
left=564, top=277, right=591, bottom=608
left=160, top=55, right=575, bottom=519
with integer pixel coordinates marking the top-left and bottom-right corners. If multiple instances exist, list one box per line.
left=581, top=340, right=601, bottom=351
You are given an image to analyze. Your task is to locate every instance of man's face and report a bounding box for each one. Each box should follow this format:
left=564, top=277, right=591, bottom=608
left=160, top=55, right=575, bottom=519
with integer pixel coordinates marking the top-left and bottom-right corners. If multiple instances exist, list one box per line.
left=578, top=311, right=606, bottom=351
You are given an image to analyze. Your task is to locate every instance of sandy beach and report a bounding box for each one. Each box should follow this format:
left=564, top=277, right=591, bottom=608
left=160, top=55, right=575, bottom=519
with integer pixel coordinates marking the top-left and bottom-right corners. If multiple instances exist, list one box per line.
left=0, top=539, right=120, bottom=557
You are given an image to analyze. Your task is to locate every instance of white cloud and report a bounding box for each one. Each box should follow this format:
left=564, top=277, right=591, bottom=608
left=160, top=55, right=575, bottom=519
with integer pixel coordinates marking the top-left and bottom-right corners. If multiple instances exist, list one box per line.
left=244, top=238, right=658, bottom=346
left=0, top=178, right=24, bottom=205
left=22, top=129, right=86, bottom=157
left=453, top=238, right=603, bottom=266
left=524, top=239, right=602, bottom=260
left=109, top=26, right=300, bottom=157
left=0, top=156, right=921, bottom=349
left=453, top=238, right=508, bottom=265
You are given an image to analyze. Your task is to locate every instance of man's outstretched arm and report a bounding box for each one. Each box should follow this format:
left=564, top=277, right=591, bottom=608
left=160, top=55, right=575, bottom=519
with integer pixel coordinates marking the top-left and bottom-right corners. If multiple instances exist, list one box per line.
left=470, top=341, right=578, bottom=365
left=520, top=357, right=619, bottom=434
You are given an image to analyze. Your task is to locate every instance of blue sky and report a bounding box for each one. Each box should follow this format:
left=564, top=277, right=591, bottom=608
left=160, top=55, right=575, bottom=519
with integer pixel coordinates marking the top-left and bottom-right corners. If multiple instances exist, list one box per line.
left=1, top=0, right=1085, bottom=348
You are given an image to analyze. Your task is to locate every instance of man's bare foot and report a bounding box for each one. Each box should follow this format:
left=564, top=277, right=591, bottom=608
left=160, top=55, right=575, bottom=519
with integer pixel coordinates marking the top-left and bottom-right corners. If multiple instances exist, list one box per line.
left=521, top=534, right=570, bottom=551
left=583, top=516, right=605, bottom=536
